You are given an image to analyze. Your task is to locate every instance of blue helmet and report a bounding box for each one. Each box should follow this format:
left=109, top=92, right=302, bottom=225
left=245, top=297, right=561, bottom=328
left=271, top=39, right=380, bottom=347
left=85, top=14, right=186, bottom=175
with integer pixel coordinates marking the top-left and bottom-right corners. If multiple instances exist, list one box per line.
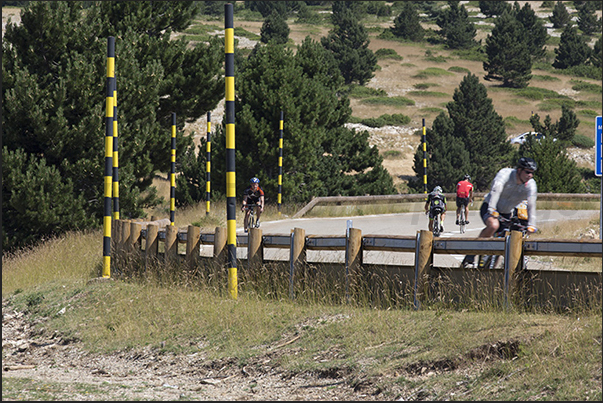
left=250, top=177, right=260, bottom=184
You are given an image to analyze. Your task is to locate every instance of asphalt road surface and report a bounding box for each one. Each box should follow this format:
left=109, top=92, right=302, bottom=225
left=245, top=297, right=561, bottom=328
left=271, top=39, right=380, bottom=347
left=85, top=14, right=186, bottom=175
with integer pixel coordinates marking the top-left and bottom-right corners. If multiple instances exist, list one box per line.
left=220, top=209, right=600, bottom=267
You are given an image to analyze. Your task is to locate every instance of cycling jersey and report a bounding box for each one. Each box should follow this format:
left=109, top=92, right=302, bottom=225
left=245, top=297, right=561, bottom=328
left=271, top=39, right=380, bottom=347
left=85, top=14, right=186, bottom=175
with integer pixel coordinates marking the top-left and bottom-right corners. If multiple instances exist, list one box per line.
left=456, top=180, right=473, bottom=198
left=427, top=192, right=446, bottom=213
left=243, top=185, right=264, bottom=204
left=483, top=168, right=537, bottom=227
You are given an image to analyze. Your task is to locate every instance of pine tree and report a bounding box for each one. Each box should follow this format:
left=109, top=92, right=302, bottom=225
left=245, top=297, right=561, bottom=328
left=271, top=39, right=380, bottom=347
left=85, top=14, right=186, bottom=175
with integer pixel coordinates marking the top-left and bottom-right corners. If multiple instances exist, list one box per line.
left=320, top=6, right=377, bottom=85
left=518, top=137, right=585, bottom=193
left=590, top=37, right=602, bottom=68
left=2, top=1, right=223, bottom=251
left=478, top=1, right=511, bottom=18
left=553, top=23, right=591, bottom=69
left=576, top=1, right=602, bottom=36
left=513, top=1, right=548, bottom=60
left=549, top=1, right=570, bottom=28
left=411, top=74, right=513, bottom=192
left=201, top=40, right=395, bottom=203
left=483, top=10, right=532, bottom=88
left=436, top=1, right=478, bottom=50
left=390, top=2, right=425, bottom=41
left=260, top=10, right=290, bottom=45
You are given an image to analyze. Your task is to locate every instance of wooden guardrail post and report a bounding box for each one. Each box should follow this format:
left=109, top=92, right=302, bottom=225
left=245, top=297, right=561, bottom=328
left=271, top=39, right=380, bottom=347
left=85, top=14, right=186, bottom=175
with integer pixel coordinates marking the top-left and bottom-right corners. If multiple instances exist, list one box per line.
left=346, top=227, right=363, bottom=302
left=504, top=230, right=525, bottom=308
left=145, top=223, right=159, bottom=267
left=165, top=224, right=178, bottom=264
left=414, top=230, right=433, bottom=309
left=186, top=225, right=201, bottom=269
left=214, top=226, right=227, bottom=265
left=129, top=221, right=142, bottom=252
left=121, top=219, right=131, bottom=253
left=248, top=227, right=263, bottom=271
left=289, top=227, right=306, bottom=300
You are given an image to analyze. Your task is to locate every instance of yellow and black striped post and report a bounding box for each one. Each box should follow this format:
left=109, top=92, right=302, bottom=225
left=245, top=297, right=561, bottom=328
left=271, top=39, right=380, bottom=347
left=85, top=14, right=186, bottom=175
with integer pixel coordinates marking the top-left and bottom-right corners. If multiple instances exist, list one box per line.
left=206, top=111, right=211, bottom=216
left=170, top=112, right=176, bottom=226
left=103, top=37, right=115, bottom=278
left=225, top=3, right=237, bottom=299
left=277, top=110, right=284, bottom=215
left=422, top=118, right=427, bottom=198
left=112, top=77, right=119, bottom=220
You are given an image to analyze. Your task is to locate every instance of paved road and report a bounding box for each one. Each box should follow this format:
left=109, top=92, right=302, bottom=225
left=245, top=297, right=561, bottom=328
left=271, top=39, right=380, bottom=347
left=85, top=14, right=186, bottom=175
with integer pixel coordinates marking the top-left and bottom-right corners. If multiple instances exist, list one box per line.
left=209, top=209, right=599, bottom=267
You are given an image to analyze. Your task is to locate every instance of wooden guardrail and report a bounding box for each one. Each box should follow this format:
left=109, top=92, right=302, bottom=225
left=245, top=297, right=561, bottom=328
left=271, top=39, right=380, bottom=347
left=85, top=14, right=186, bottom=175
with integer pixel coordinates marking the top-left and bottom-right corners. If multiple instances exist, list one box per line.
left=111, top=219, right=601, bottom=309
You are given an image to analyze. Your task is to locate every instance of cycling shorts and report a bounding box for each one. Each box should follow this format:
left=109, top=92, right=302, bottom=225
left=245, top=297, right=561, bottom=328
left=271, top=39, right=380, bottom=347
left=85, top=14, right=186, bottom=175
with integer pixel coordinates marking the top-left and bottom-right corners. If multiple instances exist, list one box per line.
left=428, top=207, right=445, bottom=219
left=456, top=197, right=470, bottom=208
left=480, top=202, right=511, bottom=225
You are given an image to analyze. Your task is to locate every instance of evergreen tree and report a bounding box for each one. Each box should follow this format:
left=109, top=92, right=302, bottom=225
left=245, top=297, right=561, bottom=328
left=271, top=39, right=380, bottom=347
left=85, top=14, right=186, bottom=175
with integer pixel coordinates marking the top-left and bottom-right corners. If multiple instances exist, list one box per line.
left=590, top=36, right=602, bottom=68
left=411, top=74, right=513, bottom=192
left=478, top=1, right=511, bottom=18
left=2, top=1, right=223, bottom=251
left=513, top=1, right=548, bottom=60
left=553, top=23, right=591, bottom=69
left=436, top=1, right=478, bottom=49
left=260, top=10, right=290, bottom=45
left=202, top=40, right=395, bottom=203
left=576, top=1, right=602, bottom=36
left=518, top=137, right=585, bottom=193
left=530, top=106, right=580, bottom=146
left=483, top=10, right=532, bottom=88
left=390, top=2, right=425, bottom=41
left=549, top=1, right=570, bottom=28
left=321, top=6, right=377, bottom=85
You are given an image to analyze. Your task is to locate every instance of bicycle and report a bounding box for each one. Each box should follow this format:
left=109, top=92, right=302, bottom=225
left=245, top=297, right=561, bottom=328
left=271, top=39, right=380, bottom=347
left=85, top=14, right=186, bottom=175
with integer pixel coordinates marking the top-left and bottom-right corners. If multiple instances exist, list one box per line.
left=244, top=204, right=261, bottom=231
left=477, top=215, right=529, bottom=270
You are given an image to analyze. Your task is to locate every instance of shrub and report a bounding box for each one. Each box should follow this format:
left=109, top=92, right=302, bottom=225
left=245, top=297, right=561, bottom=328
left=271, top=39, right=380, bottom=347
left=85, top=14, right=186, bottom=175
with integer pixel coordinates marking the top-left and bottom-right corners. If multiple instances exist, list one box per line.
left=375, top=48, right=403, bottom=60
left=572, top=134, right=595, bottom=148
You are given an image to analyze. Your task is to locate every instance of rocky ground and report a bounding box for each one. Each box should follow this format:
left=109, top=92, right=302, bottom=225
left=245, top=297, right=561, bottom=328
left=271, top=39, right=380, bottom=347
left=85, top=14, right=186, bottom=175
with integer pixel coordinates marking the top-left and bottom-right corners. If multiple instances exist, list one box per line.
left=2, top=298, right=402, bottom=401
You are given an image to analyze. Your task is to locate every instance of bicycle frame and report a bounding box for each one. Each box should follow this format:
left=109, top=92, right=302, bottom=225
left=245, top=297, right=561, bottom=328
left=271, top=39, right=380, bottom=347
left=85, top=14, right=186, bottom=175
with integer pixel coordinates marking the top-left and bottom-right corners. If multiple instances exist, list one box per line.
left=478, top=216, right=528, bottom=269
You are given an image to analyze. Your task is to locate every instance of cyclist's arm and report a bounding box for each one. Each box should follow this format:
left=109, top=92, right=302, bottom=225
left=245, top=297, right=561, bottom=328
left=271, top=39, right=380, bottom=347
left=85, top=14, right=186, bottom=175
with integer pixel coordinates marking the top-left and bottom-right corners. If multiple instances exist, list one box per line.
left=526, top=182, right=538, bottom=228
left=486, top=171, right=506, bottom=215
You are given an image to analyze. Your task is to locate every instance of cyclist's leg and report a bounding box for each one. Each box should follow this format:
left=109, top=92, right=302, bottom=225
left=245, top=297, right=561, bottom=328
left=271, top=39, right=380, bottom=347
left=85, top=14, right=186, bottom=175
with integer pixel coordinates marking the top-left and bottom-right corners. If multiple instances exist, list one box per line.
left=255, top=202, right=261, bottom=225
left=464, top=202, right=493, bottom=265
left=456, top=198, right=462, bottom=224
left=244, top=210, right=250, bottom=231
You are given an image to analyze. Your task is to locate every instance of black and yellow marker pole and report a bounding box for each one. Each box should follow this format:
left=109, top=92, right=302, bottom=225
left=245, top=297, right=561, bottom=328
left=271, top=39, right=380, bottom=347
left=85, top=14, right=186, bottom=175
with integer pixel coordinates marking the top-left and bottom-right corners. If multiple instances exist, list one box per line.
left=103, top=37, right=115, bottom=278
left=170, top=112, right=176, bottom=226
left=422, top=118, right=427, bottom=198
left=277, top=110, right=283, bottom=215
left=206, top=111, right=211, bottom=216
left=112, top=78, right=119, bottom=220
left=225, top=3, right=238, bottom=299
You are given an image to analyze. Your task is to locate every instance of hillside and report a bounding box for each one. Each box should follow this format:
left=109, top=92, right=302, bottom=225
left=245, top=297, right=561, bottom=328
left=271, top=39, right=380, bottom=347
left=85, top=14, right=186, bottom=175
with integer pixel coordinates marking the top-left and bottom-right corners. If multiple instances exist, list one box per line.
left=179, top=1, right=601, bottom=192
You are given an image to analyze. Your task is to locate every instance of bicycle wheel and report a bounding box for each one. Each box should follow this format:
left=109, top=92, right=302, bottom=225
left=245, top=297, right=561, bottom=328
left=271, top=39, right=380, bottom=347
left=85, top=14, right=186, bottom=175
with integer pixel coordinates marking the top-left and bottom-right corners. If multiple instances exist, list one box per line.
left=459, top=209, right=466, bottom=234
left=248, top=211, right=256, bottom=230
left=433, top=214, right=441, bottom=237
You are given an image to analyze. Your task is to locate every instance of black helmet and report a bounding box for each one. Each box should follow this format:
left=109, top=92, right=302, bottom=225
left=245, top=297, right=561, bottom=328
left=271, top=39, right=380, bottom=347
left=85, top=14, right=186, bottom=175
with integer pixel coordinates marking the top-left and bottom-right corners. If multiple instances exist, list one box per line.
left=464, top=174, right=471, bottom=181
left=517, top=157, right=537, bottom=171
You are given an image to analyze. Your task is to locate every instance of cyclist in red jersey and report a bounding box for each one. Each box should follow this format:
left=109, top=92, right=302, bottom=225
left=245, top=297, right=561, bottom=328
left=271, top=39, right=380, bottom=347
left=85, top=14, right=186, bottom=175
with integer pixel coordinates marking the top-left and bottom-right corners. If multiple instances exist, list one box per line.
left=455, top=174, right=474, bottom=225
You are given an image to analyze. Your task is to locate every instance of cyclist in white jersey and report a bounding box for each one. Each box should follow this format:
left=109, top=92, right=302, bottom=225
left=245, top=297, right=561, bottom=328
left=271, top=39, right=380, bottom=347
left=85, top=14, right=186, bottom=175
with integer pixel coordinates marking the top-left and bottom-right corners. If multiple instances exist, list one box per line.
left=462, top=157, right=538, bottom=267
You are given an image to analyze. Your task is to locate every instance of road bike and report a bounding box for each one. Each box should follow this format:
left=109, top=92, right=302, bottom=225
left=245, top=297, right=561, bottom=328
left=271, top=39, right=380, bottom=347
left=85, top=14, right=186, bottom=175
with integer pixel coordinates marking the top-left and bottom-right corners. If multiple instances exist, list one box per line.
left=477, top=215, right=529, bottom=270
left=244, top=204, right=260, bottom=231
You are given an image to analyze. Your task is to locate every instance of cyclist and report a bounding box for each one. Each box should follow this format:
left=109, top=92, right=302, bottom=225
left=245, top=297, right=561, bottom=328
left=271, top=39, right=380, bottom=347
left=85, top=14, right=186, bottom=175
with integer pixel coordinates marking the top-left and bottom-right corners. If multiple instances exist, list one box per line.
left=462, top=157, right=538, bottom=268
left=455, top=174, right=473, bottom=226
left=424, top=186, right=447, bottom=234
left=241, top=177, right=265, bottom=233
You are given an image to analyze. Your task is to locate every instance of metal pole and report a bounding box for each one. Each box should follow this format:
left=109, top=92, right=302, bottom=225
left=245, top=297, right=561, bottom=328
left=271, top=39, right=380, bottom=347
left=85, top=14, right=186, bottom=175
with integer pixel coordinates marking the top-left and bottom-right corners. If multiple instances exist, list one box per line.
left=170, top=112, right=176, bottom=226
left=102, top=37, right=115, bottom=278
left=225, top=3, right=238, bottom=299
left=112, top=77, right=119, bottom=220
left=206, top=112, right=211, bottom=216
left=422, top=118, right=427, bottom=198
left=278, top=110, right=284, bottom=215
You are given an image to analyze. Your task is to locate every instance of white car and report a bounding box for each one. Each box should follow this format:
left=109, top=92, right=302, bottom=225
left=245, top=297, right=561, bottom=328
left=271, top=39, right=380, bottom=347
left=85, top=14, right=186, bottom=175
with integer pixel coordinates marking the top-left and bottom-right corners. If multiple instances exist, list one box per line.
left=509, top=131, right=546, bottom=145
